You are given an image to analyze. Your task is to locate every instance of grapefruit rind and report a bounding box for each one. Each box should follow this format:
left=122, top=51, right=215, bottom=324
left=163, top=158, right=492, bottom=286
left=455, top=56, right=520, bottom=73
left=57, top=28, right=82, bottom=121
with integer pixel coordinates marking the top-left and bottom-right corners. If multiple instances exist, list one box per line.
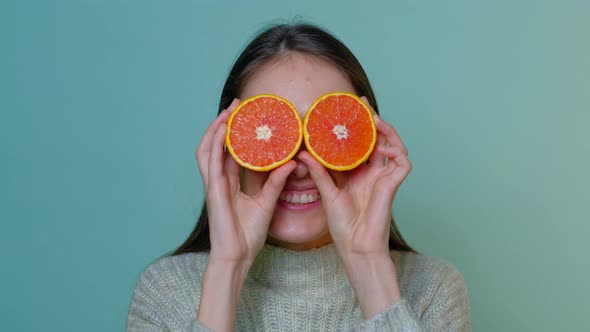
left=225, top=94, right=303, bottom=172
left=303, top=92, right=377, bottom=171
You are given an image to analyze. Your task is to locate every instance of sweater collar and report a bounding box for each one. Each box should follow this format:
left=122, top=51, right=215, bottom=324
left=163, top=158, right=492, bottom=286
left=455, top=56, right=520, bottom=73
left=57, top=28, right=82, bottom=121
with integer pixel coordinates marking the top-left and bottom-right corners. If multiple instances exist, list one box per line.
left=247, top=242, right=352, bottom=296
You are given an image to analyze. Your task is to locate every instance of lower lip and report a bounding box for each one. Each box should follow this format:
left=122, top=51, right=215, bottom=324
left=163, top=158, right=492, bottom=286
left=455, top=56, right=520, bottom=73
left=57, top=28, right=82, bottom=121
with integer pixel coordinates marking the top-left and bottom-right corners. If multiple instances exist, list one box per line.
left=277, top=199, right=321, bottom=211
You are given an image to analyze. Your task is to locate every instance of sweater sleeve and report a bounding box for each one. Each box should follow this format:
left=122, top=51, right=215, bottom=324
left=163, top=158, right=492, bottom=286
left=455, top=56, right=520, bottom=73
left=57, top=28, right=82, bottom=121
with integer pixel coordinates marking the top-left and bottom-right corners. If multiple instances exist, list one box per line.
left=354, top=298, right=421, bottom=331
left=354, top=259, right=471, bottom=332
left=126, top=258, right=214, bottom=332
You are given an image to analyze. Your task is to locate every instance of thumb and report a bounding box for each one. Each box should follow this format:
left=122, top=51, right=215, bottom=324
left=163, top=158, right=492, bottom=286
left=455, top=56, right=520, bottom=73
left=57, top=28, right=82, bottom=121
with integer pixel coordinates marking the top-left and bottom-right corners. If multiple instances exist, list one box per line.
left=297, top=151, right=338, bottom=203
left=259, top=160, right=297, bottom=205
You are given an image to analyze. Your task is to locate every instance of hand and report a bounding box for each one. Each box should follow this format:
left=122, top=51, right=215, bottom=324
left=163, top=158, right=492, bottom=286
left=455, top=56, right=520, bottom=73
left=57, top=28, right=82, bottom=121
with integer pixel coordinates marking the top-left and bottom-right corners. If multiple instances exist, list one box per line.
left=298, top=97, right=412, bottom=258
left=196, top=98, right=297, bottom=267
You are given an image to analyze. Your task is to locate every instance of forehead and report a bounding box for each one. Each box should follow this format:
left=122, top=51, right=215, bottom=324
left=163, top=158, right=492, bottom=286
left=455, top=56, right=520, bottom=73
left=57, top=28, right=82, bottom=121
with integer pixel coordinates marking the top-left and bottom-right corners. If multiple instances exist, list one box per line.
left=239, top=53, right=356, bottom=114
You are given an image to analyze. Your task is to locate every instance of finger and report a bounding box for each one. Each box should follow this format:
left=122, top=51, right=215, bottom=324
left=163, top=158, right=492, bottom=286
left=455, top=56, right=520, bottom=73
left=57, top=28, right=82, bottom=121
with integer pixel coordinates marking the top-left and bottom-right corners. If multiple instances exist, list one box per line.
left=297, top=151, right=339, bottom=203
left=368, top=133, right=387, bottom=167
left=208, top=122, right=228, bottom=187
left=391, top=151, right=412, bottom=181
left=196, top=98, right=239, bottom=156
left=196, top=100, right=237, bottom=158
left=225, top=97, right=241, bottom=113
left=224, top=151, right=240, bottom=192
left=378, top=145, right=412, bottom=180
left=358, top=96, right=404, bottom=154
left=377, top=145, right=405, bottom=158
left=360, top=96, right=390, bottom=167
left=259, top=160, right=298, bottom=204
left=360, top=96, right=374, bottom=113
left=197, top=99, right=240, bottom=184
left=378, top=145, right=409, bottom=162
left=196, top=108, right=231, bottom=177
left=371, top=149, right=412, bottom=217
left=206, top=126, right=237, bottom=229
left=374, top=115, right=408, bottom=156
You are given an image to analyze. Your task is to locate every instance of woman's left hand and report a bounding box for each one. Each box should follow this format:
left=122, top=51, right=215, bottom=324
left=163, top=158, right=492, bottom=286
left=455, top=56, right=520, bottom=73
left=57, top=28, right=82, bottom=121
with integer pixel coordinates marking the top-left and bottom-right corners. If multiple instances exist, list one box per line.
left=298, top=97, right=412, bottom=318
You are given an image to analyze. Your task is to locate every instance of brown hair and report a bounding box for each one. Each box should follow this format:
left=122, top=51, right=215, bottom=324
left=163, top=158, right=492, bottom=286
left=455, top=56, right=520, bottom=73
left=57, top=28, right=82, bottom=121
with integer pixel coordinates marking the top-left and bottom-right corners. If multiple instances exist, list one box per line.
left=171, top=23, right=417, bottom=255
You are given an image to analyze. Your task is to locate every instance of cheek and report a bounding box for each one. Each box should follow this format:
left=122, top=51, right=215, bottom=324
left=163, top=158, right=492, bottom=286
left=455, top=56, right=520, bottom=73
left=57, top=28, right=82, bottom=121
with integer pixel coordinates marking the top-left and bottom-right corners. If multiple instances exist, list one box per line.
left=240, top=168, right=269, bottom=195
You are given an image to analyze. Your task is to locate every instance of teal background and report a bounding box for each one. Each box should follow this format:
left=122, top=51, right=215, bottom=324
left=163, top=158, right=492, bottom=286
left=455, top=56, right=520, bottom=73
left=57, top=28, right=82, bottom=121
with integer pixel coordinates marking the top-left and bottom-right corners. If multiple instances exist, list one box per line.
left=1, top=0, right=588, bottom=331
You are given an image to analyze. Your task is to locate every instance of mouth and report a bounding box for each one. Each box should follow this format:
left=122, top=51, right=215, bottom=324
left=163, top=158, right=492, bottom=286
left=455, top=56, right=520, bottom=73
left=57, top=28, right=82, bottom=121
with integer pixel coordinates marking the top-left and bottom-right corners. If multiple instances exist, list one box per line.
left=277, top=189, right=321, bottom=210
left=279, top=191, right=320, bottom=204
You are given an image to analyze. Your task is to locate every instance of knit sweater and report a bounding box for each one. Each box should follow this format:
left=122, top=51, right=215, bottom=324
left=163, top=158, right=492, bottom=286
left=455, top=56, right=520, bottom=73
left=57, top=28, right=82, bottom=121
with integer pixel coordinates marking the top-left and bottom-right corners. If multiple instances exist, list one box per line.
left=127, top=243, right=471, bottom=331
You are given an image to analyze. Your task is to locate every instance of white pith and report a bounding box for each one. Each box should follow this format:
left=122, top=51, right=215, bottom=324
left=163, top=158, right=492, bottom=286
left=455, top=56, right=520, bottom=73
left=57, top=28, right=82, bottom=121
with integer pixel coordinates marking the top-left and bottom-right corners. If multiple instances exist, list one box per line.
left=256, top=125, right=272, bottom=140
left=332, top=124, right=349, bottom=140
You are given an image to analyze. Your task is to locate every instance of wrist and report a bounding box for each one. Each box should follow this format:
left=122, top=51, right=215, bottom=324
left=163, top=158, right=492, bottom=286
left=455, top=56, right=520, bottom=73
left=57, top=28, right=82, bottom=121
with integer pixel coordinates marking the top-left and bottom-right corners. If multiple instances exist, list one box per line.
left=341, top=253, right=402, bottom=319
left=205, top=258, right=251, bottom=287
left=197, top=259, right=251, bottom=331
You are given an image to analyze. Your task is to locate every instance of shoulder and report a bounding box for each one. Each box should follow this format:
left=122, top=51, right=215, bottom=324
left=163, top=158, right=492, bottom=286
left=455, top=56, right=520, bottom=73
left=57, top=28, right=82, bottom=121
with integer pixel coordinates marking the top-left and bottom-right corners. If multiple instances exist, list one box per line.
left=135, top=251, right=210, bottom=291
left=391, top=251, right=465, bottom=285
left=129, top=251, right=210, bottom=309
left=127, top=252, right=210, bottom=328
left=390, top=251, right=470, bottom=318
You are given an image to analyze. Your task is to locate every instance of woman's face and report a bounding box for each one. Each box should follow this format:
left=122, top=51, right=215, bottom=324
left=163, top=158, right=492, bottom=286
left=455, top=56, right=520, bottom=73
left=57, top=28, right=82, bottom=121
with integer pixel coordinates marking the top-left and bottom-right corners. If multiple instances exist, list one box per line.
left=239, top=52, right=356, bottom=251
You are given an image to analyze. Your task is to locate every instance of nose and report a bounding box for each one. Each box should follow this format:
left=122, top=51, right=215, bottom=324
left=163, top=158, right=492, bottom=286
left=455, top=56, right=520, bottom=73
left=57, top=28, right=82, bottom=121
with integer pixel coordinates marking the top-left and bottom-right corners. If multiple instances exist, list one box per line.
left=290, top=143, right=310, bottom=179
left=289, top=157, right=310, bottom=178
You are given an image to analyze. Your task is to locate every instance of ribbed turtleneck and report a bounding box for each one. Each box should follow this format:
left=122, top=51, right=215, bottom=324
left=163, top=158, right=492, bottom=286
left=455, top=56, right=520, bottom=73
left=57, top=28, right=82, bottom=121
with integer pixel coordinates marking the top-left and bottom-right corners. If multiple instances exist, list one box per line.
left=246, top=243, right=352, bottom=299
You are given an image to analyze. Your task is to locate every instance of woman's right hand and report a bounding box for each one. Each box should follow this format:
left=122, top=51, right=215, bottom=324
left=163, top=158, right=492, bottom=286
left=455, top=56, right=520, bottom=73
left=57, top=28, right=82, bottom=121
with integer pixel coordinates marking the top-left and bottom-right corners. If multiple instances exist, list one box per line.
left=196, top=98, right=297, bottom=268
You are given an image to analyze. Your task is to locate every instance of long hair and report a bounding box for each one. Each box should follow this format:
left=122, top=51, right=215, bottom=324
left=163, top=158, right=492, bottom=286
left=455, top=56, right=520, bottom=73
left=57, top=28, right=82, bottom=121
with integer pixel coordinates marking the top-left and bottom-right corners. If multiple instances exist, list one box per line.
left=171, top=23, right=418, bottom=255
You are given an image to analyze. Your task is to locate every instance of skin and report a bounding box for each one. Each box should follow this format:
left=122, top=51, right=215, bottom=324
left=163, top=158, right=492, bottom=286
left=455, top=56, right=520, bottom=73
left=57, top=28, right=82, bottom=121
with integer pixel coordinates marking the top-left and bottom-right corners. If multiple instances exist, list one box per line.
left=196, top=52, right=412, bottom=331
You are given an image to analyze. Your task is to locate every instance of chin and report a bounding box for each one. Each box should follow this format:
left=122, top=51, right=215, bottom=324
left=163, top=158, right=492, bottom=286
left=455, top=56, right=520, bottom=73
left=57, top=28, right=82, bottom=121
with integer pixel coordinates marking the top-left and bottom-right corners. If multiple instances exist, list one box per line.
left=266, top=214, right=332, bottom=250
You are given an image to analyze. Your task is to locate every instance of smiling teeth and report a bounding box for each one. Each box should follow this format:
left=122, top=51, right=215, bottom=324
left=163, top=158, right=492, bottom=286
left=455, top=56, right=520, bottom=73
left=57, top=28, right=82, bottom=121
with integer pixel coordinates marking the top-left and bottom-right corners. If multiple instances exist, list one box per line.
left=279, top=193, right=320, bottom=204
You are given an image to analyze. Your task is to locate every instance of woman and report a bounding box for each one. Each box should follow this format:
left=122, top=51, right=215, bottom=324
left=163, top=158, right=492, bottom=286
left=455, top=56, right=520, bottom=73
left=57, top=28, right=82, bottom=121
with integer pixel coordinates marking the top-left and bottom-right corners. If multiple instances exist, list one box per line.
left=127, top=23, right=471, bottom=332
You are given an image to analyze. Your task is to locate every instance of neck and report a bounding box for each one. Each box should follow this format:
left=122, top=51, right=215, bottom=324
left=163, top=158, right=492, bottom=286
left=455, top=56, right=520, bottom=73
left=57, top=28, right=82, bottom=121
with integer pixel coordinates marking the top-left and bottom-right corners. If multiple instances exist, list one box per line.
left=247, top=242, right=352, bottom=296
left=265, top=234, right=334, bottom=251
